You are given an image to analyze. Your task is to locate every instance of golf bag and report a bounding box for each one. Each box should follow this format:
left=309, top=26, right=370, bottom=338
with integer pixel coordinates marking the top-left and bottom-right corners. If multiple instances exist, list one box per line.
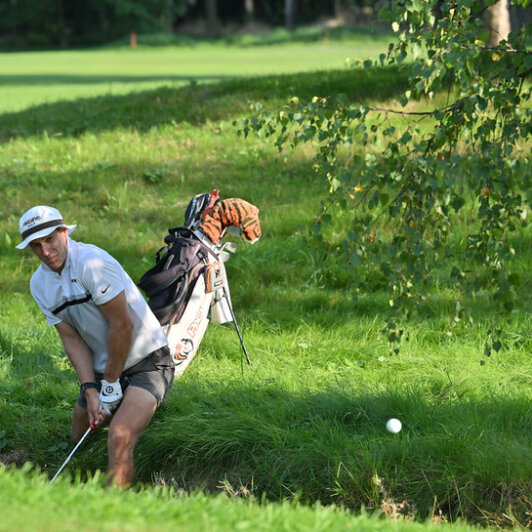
left=138, top=190, right=260, bottom=375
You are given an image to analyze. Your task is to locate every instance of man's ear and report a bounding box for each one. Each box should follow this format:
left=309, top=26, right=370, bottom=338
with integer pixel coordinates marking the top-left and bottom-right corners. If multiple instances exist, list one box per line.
left=55, top=227, right=69, bottom=241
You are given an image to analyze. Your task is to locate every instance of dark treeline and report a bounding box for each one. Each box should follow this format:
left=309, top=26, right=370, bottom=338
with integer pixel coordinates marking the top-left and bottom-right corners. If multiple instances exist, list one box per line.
left=0, top=0, right=383, bottom=49
left=1, top=0, right=529, bottom=49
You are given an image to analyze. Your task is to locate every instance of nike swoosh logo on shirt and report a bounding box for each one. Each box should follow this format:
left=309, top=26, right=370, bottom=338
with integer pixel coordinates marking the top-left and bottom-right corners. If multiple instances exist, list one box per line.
left=101, top=284, right=111, bottom=294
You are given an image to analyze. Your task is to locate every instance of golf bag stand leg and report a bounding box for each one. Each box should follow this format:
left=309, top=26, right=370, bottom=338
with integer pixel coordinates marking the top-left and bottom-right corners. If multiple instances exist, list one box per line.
left=222, top=286, right=252, bottom=367
left=207, top=260, right=252, bottom=367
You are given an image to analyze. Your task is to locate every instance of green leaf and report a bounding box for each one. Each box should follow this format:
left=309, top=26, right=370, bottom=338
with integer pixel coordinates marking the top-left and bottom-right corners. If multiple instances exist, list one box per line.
left=508, top=273, right=520, bottom=285
left=399, top=132, right=412, bottom=144
left=330, top=178, right=341, bottom=192
left=451, top=196, right=465, bottom=212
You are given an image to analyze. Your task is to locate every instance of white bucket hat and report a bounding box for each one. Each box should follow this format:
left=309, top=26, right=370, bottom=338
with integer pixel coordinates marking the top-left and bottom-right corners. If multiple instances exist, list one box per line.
left=16, top=205, right=76, bottom=250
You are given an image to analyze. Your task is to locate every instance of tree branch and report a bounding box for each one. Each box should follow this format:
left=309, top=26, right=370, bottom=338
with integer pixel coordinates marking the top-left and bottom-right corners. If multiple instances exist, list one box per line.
left=369, top=102, right=462, bottom=117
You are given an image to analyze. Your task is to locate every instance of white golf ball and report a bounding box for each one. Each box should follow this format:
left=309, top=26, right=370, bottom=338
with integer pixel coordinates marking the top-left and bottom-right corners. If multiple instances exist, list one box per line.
left=386, top=418, right=402, bottom=433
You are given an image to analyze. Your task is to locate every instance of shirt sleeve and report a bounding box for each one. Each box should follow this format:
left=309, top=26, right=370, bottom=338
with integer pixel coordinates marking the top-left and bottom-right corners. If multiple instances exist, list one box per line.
left=80, top=250, right=126, bottom=306
left=30, top=272, right=62, bottom=326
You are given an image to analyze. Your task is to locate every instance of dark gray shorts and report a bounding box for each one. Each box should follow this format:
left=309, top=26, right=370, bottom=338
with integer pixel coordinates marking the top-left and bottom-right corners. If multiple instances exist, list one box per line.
left=77, top=346, right=174, bottom=409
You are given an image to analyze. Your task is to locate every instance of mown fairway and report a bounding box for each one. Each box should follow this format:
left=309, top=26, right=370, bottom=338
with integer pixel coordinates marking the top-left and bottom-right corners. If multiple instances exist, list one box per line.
left=0, top=31, right=390, bottom=113
left=0, top=32, right=530, bottom=531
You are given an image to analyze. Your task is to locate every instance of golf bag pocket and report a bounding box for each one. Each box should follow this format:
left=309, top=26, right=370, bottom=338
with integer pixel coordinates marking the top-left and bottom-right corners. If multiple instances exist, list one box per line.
left=138, top=236, right=207, bottom=326
left=205, top=262, right=226, bottom=293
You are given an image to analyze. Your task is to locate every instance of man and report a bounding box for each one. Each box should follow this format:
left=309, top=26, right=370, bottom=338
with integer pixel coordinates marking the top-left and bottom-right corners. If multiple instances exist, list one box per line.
left=16, top=205, right=174, bottom=487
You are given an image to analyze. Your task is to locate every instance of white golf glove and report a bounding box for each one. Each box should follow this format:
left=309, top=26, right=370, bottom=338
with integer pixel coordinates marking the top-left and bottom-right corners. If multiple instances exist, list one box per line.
left=99, top=379, right=123, bottom=415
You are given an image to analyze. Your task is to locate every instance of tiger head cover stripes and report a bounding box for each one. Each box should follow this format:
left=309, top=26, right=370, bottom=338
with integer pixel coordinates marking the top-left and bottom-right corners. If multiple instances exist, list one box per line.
left=199, top=198, right=261, bottom=245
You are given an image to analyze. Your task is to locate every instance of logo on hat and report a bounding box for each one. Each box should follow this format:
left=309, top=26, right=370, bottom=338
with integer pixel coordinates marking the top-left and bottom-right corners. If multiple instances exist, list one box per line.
left=16, top=205, right=77, bottom=250
left=23, top=216, right=42, bottom=229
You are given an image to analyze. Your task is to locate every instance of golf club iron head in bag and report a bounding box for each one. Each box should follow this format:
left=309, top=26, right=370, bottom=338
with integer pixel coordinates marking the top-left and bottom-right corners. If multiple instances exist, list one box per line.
left=137, top=190, right=260, bottom=375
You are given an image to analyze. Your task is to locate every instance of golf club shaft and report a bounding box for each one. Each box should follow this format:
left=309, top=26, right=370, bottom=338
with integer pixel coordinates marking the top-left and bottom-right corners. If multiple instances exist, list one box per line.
left=49, top=425, right=92, bottom=484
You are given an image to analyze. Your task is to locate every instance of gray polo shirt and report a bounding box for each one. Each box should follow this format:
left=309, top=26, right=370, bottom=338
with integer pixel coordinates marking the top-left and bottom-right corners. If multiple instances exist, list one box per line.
left=30, top=238, right=168, bottom=373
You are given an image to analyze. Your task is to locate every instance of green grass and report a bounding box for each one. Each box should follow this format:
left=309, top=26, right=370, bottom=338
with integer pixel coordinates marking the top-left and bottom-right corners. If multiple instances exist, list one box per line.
left=0, top=32, right=531, bottom=531
left=0, top=30, right=393, bottom=113
left=1, top=467, right=488, bottom=532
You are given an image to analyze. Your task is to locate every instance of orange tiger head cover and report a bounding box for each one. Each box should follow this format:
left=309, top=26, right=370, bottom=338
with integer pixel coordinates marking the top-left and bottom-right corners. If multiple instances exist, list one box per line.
left=199, top=198, right=261, bottom=245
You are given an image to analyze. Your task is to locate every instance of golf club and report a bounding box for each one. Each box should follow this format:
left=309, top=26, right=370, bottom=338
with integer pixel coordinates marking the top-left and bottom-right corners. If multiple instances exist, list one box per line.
left=49, top=422, right=95, bottom=485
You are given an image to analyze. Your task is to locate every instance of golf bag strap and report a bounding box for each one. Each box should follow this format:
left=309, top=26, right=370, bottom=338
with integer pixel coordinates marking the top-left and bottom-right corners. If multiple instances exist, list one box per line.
left=139, top=263, right=188, bottom=298
left=166, top=226, right=221, bottom=262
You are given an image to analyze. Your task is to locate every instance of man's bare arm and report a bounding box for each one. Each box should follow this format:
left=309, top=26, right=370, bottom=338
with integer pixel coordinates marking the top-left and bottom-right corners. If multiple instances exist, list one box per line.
left=55, top=321, right=103, bottom=426
left=55, top=321, right=96, bottom=384
left=98, top=291, right=134, bottom=382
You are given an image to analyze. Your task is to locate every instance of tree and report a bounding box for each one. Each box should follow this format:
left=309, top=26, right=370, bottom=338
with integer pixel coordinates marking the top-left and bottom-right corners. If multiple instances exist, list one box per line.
left=486, top=0, right=511, bottom=45
left=0, top=0, right=197, bottom=48
left=245, top=0, right=255, bottom=23
left=239, top=0, right=531, bottom=352
left=205, top=0, right=220, bottom=35
left=334, top=0, right=345, bottom=20
left=284, top=0, right=297, bottom=30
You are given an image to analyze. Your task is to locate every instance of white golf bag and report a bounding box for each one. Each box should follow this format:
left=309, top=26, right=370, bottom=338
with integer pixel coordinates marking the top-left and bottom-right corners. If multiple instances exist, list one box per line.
left=138, top=191, right=259, bottom=376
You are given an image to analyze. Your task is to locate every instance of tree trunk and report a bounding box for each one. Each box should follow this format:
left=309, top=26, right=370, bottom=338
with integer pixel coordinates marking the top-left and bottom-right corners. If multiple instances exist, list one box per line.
left=334, top=0, right=344, bottom=20
left=160, top=0, right=174, bottom=33
left=245, top=0, right=255, bottom=23
left=57, top=0, right=70, bottom=48
left=487, top=0, right=511, bottom=46
left=206, top=0, right=220, bottom=35
left=284, top=0, right=297, bottom=31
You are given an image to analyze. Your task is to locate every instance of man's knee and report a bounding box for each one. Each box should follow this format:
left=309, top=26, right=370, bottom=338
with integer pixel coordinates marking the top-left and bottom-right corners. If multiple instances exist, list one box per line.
left=106, top=386, right=157, bottom=456
left=108, top=423, right=134, bottom=454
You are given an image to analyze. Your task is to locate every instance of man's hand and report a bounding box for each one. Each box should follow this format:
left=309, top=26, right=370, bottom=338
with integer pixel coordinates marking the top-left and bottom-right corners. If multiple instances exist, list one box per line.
left=84, top=388, right=106, bottom=427
left=99, top=379, right=123, bottom=415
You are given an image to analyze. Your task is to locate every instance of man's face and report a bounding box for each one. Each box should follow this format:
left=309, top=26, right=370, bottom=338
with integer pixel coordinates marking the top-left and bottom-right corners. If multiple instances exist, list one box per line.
left=28, top=227, right=69, bottom=273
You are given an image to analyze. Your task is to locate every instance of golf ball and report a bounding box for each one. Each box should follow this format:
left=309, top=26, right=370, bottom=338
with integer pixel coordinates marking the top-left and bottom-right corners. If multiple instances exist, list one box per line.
left=386, top=418, right=402, bottom=433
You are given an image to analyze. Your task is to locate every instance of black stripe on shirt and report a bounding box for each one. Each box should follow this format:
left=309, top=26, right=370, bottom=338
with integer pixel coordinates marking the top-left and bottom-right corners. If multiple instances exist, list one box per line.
left=52, top=293, right=92, bottom=315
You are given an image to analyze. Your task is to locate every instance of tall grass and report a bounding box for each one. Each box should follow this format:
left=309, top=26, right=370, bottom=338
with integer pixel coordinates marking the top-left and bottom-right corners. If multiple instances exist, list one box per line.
left=0, top=35, right=530, bottom=530
left=1, top=466, right=489, bottom=532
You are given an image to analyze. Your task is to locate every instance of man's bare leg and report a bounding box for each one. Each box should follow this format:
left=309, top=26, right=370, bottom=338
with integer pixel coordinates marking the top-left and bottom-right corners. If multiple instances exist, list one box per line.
left=106, top=386, right=157, bottom=487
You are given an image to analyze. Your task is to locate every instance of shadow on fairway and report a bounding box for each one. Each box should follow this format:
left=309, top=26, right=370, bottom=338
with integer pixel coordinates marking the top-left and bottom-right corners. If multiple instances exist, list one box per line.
left=0, top=66, right=409, bottom=142
left=4, top=359, right=530, bottom=527
left=0, top=73, right=227, bottom=86
left=65, top=378, right=532, bottom=526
